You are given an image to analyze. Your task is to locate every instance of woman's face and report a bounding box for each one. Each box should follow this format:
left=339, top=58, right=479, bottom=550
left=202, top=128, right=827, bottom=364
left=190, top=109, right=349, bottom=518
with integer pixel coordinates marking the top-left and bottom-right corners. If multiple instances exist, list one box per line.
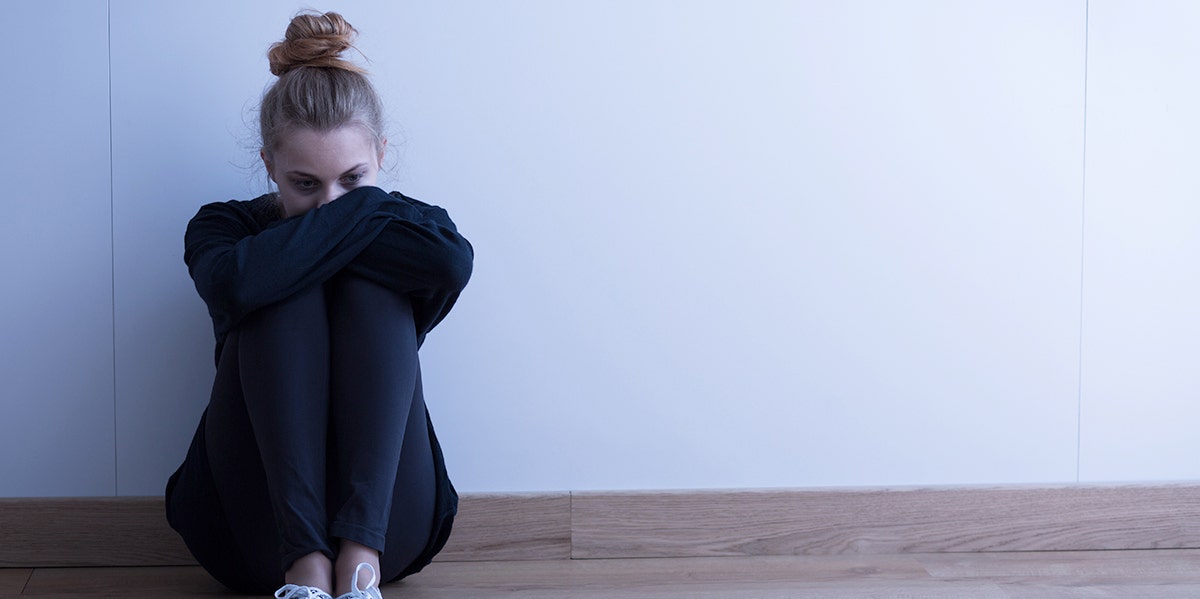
left=262, top=125, right=386, bottom=218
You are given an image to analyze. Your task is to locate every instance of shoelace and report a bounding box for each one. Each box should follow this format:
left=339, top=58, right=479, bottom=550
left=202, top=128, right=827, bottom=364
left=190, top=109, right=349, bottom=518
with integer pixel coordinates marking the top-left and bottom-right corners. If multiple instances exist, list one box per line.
left=337, top=563, right=382, bottom=599
left=275, top=584, right=333, bottom=599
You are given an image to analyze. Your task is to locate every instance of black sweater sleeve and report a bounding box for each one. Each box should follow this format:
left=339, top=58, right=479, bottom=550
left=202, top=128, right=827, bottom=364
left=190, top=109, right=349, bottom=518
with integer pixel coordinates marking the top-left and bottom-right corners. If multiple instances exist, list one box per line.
left=344, top=192, right=474, bottom=336
left=184, top=186, right=473, bottom=357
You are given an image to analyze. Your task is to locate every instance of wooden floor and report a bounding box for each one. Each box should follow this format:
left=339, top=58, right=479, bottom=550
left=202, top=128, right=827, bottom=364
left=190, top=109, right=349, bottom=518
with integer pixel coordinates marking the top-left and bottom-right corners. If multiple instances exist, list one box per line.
left=6, top=548, right=1200, bottom=598
left=7, top=488, right=1200, bottom=597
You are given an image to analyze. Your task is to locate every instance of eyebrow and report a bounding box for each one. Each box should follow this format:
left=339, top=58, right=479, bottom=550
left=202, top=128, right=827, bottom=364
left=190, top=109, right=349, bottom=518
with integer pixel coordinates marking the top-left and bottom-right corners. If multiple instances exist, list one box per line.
left=285, top=164, right=369, bottom=179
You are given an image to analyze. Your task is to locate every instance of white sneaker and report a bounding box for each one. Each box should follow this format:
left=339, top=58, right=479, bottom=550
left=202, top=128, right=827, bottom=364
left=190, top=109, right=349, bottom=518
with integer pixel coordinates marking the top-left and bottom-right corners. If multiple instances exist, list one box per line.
left=275, top=584, right=334, bottom=599
left=335, top=563, right=383, bottom=599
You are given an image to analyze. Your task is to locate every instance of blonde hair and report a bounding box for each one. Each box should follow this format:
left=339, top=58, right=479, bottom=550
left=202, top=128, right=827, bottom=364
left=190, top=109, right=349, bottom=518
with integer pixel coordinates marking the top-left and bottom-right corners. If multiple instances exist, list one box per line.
left=259, top=11, right=385, bottom=157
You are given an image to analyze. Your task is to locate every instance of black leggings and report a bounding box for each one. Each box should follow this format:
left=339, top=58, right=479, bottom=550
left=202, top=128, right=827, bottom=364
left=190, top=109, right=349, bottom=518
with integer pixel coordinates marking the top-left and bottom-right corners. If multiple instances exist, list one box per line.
left=167, top=274, right=435, bottom=593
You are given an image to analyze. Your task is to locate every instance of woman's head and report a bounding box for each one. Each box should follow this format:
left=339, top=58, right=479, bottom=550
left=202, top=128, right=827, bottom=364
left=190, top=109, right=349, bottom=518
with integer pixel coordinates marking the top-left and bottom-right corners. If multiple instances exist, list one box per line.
left=259, top=11, right=387, bottom=216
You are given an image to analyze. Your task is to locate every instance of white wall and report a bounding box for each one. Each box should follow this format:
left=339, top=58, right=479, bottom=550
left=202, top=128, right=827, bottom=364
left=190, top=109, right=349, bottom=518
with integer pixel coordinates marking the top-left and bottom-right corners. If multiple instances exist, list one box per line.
left=1080, top=1, right=1200, bottom=481
left=1, top=0, right=115, bottom=495
left=1, top=0, right=1195, bottom=497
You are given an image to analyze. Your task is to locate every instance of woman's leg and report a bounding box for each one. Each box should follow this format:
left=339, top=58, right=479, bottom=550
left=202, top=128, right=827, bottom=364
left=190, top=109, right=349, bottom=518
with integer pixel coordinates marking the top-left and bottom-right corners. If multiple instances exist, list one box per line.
left=324, top=274, right=435, bottom=592
left=165, top=332, right=270, bottom=593
left=207, top=285, right=335, bottom=590
left=377, top=369, right=436, bottom=581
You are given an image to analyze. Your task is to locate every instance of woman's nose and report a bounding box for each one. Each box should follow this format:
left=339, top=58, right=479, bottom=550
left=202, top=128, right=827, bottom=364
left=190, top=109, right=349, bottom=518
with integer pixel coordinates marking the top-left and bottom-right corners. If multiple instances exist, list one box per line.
left=319, top=187, right=342, bottom=207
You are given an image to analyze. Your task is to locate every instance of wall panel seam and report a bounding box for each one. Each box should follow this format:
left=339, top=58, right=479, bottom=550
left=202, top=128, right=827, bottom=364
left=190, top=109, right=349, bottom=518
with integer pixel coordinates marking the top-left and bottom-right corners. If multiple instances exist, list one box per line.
left=108, top=0, right=119, bottom=497
left=1075, top=0, right=1090, bottom=485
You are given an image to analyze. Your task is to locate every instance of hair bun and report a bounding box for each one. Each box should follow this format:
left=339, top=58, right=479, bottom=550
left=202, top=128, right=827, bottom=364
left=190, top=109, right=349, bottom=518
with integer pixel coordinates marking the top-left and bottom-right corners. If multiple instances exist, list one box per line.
left=267, top=11, right=366, bottom=77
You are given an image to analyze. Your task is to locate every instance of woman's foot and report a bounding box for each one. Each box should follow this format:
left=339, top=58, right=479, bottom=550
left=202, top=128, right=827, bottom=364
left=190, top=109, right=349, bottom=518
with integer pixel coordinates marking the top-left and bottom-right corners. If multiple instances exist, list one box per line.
left=335, top=540, right=381, bottom=598
left=283, top=551, right=334, bottom=597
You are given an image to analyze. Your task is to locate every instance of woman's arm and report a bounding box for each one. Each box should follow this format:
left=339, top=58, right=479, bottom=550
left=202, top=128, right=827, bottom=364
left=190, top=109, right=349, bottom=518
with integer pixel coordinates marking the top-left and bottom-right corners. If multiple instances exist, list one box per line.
left=343, top=193, right=474, bottom=335
left=183, top=186, right=397, bottom=333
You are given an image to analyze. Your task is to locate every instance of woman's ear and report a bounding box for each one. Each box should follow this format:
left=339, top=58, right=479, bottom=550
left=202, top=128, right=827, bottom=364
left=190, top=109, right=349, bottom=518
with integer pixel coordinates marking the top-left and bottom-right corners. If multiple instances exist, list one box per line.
left=260, top=150, right=275, bottom=182
left=378, top=138, right=388, bottom=168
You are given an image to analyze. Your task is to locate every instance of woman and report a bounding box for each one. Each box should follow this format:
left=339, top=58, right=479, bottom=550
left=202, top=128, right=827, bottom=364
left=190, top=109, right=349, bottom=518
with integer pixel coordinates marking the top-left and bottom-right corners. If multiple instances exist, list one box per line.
left=165, top=11, right=472, bottom=599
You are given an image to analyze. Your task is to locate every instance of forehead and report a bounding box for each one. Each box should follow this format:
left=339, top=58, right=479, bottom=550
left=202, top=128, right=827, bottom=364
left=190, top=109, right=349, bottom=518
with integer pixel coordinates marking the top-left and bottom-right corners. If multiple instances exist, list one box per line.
left=274, top=126, right=377, bottom=171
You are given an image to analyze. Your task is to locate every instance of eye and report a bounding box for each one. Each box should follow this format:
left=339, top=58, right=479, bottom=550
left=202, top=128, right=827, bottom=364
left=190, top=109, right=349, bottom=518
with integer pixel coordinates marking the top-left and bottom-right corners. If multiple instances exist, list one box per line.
left=341, top=173, right=364, bottom=185
left=292, top=179, right=317, bottom=191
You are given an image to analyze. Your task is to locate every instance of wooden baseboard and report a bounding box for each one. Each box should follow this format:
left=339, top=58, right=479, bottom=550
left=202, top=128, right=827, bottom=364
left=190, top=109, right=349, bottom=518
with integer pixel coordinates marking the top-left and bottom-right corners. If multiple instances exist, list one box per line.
left=571, top=484, right=1200, bottom=559
left=3, top=484, right=1199, bottom=568
left=0, top=496, right=192, bottom=568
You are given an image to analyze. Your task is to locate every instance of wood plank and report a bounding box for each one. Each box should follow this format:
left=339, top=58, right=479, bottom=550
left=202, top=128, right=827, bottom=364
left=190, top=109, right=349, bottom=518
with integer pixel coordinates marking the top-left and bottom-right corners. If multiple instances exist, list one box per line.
left=396, top=579, right=1013, bottom=598
left=571, top=485, right=1200, bottom=559
left=920, top=549, right=1200, bottom=598
left=437, top=493, right=572, bottom=561
left=0, top=493, right=570, bottom=568
left=20, top=566, right=249, bottom=598
left=411, top=553, right=930, bottom=588
left=998, top=583, right=1200, bottom=599
left=392, top=556, right=1006, bottom=599
left=0, top=497, right=193, bottom=568
left=0, top=569, right=31, bottom=597
left=18, top=551, right=1200, bottom=598
left=918, top=548, right=1200, bottom=582
left=9, top=485, right=1200, bottom=569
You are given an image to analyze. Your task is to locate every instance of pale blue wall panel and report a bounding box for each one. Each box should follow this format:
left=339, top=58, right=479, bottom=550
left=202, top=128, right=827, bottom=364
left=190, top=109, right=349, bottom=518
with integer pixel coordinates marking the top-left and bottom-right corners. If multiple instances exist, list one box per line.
left=102, top=0, right=1091, bottom=495
left=1080, top=0, right=1200, bottom=482
left=401, top=0, right=1087, bottom=490
left=0, top=0, right=115, bottom=496
left=110, top=0, right=303, bottom=495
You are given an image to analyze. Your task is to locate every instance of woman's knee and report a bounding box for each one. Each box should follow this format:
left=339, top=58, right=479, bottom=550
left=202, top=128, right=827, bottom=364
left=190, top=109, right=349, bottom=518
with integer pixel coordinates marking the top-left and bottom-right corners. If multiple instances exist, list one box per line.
left=236, top=285, right=328, bottom=347
left=328, top=274, right=415, bottom=330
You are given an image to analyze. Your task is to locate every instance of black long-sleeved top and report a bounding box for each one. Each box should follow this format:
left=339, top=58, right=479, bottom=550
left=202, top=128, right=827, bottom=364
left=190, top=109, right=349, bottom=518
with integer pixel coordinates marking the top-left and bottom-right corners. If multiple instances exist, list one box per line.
left=184, top=186, right=473, bottom=363
left=176, top=186, right=469, bottom=580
